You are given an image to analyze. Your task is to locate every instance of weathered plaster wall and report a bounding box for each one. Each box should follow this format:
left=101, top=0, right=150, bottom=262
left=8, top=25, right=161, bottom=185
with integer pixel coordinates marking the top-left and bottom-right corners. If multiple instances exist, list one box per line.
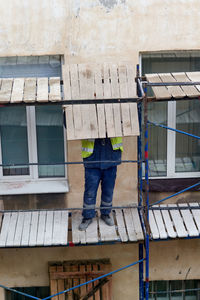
left=0, top=244, right=139, bottom=300
left=1, top=0, right=200, bottom=59
left=150, top=239, right=200, bottom=280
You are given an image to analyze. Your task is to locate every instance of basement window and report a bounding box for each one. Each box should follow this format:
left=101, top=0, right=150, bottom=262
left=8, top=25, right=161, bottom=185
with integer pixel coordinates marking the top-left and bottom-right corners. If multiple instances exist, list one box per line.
left=5, top=286, right=50, bottom=300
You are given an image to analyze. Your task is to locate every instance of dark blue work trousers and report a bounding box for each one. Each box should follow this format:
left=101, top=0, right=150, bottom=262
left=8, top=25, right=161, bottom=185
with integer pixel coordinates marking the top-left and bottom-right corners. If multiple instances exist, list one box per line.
left=82, top=166, right=117, bottom=219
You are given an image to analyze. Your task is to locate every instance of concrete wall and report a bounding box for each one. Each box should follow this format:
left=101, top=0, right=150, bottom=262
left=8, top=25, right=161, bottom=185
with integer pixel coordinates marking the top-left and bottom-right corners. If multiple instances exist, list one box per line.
left=0, top=244, right=139, bottom=300
left=1, top=0, right=200, bottom=209
left=0, top=239, right=199, bottom=299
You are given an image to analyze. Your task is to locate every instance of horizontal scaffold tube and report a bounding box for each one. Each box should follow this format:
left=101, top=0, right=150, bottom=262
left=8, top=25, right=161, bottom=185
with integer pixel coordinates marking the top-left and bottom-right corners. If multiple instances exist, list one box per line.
left=149, top=121, right=200, bottom=140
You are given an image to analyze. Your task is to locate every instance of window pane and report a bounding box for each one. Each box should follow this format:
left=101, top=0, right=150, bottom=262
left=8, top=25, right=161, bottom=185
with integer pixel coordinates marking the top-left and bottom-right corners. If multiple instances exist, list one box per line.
left=36, top=105, right=65, bottom=178
left=171, top=280, right=183, bottom=300
left=185, top=280, right=198, bottom=300
left=0, top=107, right=29, bottom=176
left=143, top=102, right=167, bottom=177
left=176, top=100, right=200, bottom=173
left=156, top=281, right=168, bottom=299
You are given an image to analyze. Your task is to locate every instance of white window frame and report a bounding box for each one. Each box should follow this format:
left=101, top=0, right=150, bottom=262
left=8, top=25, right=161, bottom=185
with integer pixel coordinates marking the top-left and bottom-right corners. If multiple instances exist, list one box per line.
left=140, top=53, right=200, bottom=180
left=0, top=106, right=69, bottom=195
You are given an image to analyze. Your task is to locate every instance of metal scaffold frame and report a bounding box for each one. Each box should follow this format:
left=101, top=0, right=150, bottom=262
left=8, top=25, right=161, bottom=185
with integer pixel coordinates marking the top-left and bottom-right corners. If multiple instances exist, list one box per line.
left=0, top=67, right=200, bottom=299
left=136, top=67, right=200, bottom=300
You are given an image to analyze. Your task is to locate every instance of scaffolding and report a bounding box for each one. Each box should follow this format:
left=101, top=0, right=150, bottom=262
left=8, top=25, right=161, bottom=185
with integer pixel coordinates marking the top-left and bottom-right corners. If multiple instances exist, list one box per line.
left=0, top=67, right=200, bottom=300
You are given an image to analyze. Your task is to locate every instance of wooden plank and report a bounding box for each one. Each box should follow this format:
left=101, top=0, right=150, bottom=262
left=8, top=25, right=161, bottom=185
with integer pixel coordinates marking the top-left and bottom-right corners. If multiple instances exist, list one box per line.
left=118, top=64, right=128, bottom=98
left=178, top=204, right=199, bottom=237
left=44, top=211, right=54, bottom=245
left=11, top=78, right=24, bottom=103
left=64, top=264, right=73, bottom=300
left=109, top=63, right=120, bottom=98
left=121, top=103, right=132, bottom=136
left=115, top=209, right=128, bottom=242
left=0, top=78, right=13, bottom=103
left=92, top=264, right=100, bottom=300
left=103, top=63, right=112, bottom=98
left=103, top=63, right=115, bottom=137
left=146, top=73, right=171, bottom=99
left=189, top=203, right=200, bottom=234
left=105, top=104, right=115, bottom=137
left=129, top=103, right=140, bottom=136
left=88, top=104, right=99, bottom=139
left=6, top=212, right=18, bottom=247
left=168, top=204, right=188, bottom=238
left=73, top=104, right=83, bottom=139
left=36, top=211, right=47, bottom=246
left=52, top=211, right=62, bottom=245
left=49, top=77, right=61, bottom=101
left=80, top=264, right=87, bottom=297
left=130, top=208, right=144, bottom=240
left=158, top=73, right=185, bottom=99
left=113, top=103, right=122, bottom=136
left=72, top=264, right=80, bottom=299
left=123, top=208, right=137, bottom=241
left=49, top=266, right=58, bottom=300
left=85, top=216, right=98, bottom=244
left=64, top=105, right=75, bottom=140
left=186, top=72, right=200, bottom=93
left=60, top=210, right=69, bottom=245
left=160, top=204, right=177, bottom=239
left=24, top=78, right=37, bottom=102
left=97, top=104, right=106, bottom=138
left=37, top=77, right=49, bottom=102
left=126, top=63, right=137, bottom=98
left=62, top=63, right=72, bottom=100
left=13, top=212, right=25, bottom=247
left=78, top=63, right=95, bottom=100
left=57, top=265, right=65, bottom=300
left=21, top=212, right=32, bottom=246
left=149, top=210, right=160, bottom=239
left=101, top=264, right=111, bottom=300
left=151, top=206, right=167, bottom=239
left=172, top=72, right=199, bottom=97
left=69, top=64, right=80, bottom=100
left=0, top=213, right=11, bottom=246
left=94, top=64, right=104, bottom=99
left=98, top=211, right=118, bottom=242
left=71, top=211, right=86, bottom=244
left=29, top=211, right=39, bottom=247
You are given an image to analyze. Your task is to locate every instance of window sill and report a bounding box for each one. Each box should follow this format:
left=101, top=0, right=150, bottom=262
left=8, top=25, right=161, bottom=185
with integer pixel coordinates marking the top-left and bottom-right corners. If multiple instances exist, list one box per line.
left=0, top=179, right=69, bottom=195
left=142, top=177, right=200, bottom=192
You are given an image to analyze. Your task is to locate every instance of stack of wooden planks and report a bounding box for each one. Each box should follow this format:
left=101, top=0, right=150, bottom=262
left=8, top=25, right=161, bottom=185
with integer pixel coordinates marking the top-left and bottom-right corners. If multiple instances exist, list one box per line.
left=62, top=63, right=139, bottom=140
left=49, top=260, right=112, bottom=300
left=146, top=72, right=200, bottom=100
left=0, top=77, right=61, bottom=103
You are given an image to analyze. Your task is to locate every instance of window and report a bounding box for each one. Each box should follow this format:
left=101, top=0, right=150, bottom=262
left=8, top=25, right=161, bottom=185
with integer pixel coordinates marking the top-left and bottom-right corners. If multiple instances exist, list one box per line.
left=141, top=51, right=200, bottom=179
left=6, top=286, right=50, bottom=300
left=148, top=280, right=200, bottom=299
left=0, top=56, right=68, bottom=194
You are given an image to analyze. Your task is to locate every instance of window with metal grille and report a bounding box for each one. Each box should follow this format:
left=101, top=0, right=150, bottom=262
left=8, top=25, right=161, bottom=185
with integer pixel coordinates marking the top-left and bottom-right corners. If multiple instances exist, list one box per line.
left=147, top=280, right=200, bottom=299
left=5, top=286, right=50, bottom=300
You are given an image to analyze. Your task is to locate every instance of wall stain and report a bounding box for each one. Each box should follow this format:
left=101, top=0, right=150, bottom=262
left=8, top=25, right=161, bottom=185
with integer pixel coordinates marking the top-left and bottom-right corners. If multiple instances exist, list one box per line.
left=99, top=0, right=126, bottom=10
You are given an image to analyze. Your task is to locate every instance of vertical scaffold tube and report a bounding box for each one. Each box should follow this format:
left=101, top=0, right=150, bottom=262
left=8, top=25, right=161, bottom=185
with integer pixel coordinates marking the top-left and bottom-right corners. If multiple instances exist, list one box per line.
left=144, top=88, right=149, bottom=300
left=136, top=64, right=144, bottom=300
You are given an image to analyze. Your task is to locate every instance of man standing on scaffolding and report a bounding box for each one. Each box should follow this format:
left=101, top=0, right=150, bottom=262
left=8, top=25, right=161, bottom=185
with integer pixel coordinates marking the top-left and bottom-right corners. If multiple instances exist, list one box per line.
left=79, top=137, right=123, bottom=231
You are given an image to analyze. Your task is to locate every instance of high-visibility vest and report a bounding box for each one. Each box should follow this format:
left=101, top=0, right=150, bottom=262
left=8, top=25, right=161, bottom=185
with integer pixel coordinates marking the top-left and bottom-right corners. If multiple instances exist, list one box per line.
left=81, top=138, right=123, bottom=158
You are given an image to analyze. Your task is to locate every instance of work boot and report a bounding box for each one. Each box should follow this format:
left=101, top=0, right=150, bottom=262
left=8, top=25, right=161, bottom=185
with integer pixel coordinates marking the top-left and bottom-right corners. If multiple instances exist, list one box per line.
left=101, top=214, right=114, bottom=226
left=79, top=218, right=93, bottom=231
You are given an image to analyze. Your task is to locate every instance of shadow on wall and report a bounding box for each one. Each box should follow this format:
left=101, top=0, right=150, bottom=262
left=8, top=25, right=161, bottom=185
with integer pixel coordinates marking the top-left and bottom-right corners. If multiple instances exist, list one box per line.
left=2, top=193, right=67, bottom=210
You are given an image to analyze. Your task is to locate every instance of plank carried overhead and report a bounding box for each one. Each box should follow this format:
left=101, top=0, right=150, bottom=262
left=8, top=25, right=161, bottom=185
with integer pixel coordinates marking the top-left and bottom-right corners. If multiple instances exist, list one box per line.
left=62, top=62, right=139, bottom=140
